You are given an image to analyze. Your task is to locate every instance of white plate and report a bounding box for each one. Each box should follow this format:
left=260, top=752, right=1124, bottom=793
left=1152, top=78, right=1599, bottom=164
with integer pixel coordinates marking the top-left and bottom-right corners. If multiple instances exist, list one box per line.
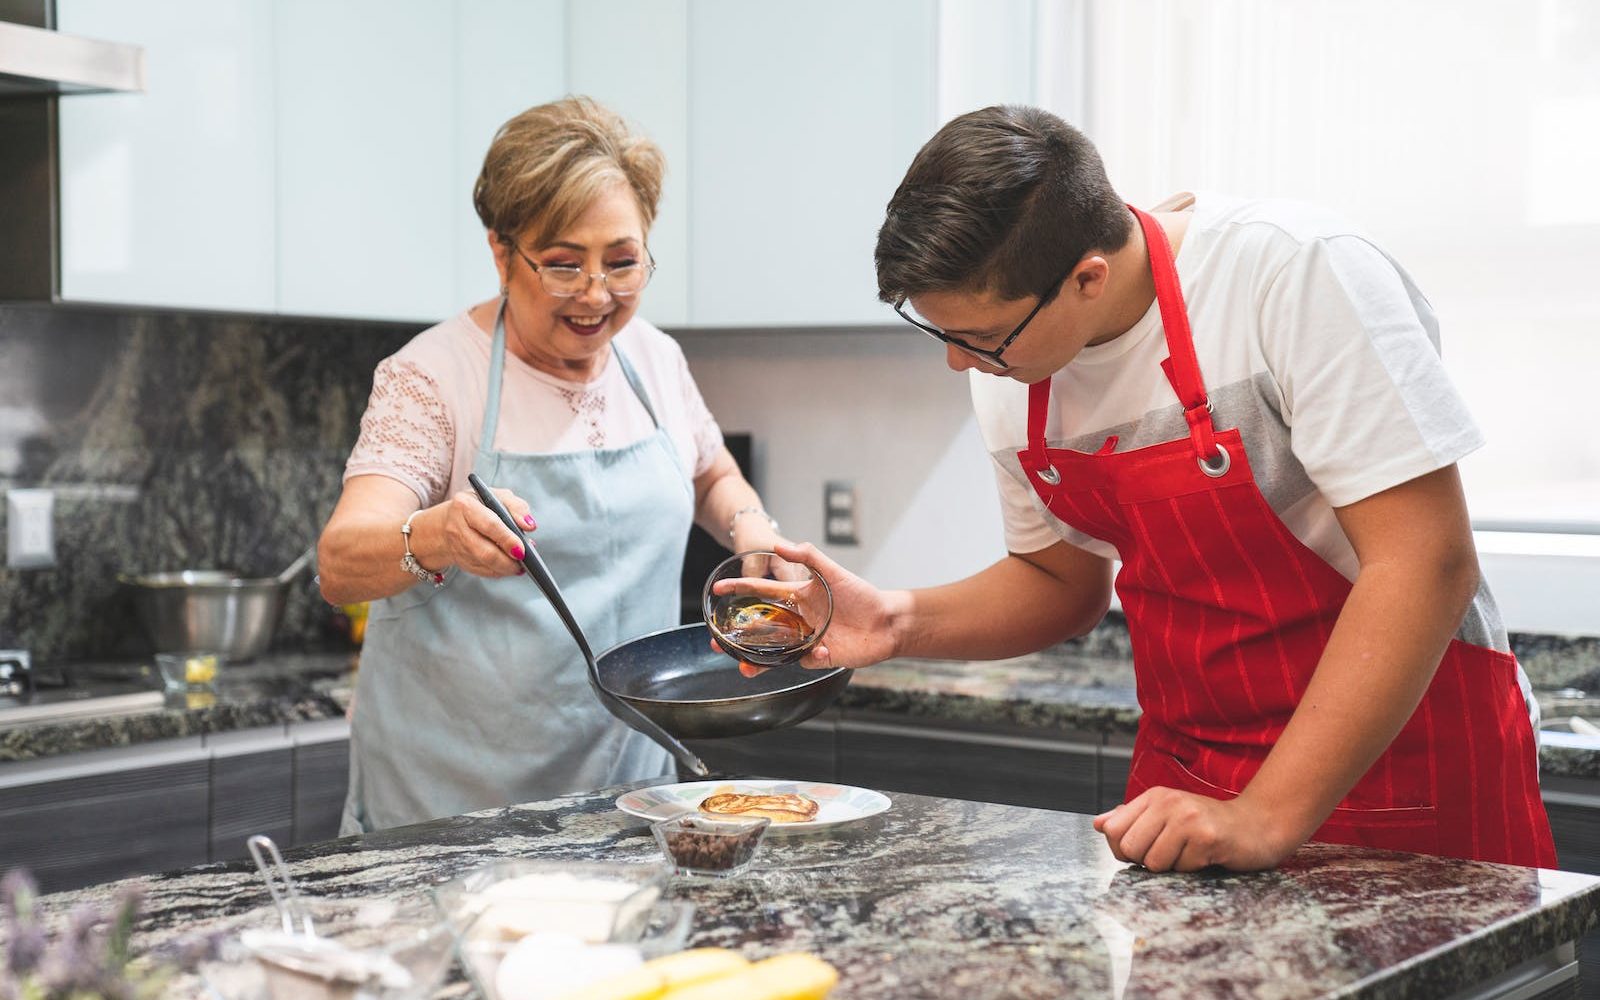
left=615, top=780, right=891, bottom=834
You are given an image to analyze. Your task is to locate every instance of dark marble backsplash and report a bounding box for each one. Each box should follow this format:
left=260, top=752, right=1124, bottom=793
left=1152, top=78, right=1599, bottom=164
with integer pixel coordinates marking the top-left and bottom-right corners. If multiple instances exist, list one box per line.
left=0, top=303, right=420, bottom=663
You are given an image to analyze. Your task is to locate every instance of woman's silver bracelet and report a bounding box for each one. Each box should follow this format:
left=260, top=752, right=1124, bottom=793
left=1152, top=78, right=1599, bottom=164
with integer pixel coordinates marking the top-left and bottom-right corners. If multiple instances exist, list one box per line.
left=401, top=509, right=445, bottom=587
left=728, top=505, right=778, bottom=541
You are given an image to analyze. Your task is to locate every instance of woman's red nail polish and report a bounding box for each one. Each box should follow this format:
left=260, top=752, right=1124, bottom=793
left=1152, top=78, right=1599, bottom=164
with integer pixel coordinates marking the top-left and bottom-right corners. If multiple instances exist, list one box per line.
left=511, top=544, right=525, bottom=560
left=523, top=515, right=537, bottom=529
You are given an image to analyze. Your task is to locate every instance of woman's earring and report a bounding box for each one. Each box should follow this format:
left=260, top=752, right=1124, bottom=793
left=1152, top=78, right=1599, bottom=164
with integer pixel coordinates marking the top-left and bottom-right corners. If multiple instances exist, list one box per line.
left=499, top=283, right=508, bottom=297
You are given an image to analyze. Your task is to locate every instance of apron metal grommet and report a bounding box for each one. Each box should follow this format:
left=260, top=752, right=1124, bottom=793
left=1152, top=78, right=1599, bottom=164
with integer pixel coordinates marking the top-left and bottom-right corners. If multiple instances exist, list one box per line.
left=1038, top=465, right=1061, bottom=486
left=1197, top=444, right=1230, bottom=478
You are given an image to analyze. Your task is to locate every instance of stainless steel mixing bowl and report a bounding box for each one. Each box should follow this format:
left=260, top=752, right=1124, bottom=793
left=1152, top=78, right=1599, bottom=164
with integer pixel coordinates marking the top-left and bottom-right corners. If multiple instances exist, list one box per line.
left=123, top=570, right=288, bottom=661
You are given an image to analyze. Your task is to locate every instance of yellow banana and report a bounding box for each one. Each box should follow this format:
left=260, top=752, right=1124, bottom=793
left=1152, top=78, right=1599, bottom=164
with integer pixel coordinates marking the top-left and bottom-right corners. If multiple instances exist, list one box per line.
left=549, top=949, right=836, bottom=1000
left=645, top=948, right=751, bottom=988
left=657, top=953, right=838, bottom=1000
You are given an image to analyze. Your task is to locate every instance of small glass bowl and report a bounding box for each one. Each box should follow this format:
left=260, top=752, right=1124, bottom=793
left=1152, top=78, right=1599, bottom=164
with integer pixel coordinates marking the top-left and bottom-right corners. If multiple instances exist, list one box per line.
left=651, top=812, right=770, bottom=878
left=430, top=859, right=689, bottom=1000
left=703, top=550, right=833, bottom=667
left=154, top=651, right=224, bottom=692
left=431, top=858, right=669, bottom=946
left=196, top=897, right=455, bottom=1000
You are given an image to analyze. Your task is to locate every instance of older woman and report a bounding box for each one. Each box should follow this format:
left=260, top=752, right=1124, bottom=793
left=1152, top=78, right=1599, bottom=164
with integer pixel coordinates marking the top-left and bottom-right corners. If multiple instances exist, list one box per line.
left=318, top=97, right=781, bottom=833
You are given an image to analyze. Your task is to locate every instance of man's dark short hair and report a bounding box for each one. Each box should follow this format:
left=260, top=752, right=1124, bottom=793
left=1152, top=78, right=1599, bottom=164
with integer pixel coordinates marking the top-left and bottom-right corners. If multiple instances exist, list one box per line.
left=875, top=105, right=1132, bottom=305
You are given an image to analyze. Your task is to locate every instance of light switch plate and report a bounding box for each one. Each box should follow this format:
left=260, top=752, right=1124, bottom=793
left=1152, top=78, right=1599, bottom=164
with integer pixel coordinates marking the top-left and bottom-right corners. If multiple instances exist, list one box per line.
left=6, top=488, right=55, bottom=569
left=823, top=481, right=859, bottom=546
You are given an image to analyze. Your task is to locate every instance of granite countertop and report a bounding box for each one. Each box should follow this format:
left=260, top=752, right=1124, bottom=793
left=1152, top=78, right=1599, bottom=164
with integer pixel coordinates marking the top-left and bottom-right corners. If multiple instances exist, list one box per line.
left=23, top=781, right=1600, bottom=999
left=3, top=643, right=1598, bottom=779
left=844, top=649, right=1600, bottom=780
left=0, top=652, right=355, bottom=762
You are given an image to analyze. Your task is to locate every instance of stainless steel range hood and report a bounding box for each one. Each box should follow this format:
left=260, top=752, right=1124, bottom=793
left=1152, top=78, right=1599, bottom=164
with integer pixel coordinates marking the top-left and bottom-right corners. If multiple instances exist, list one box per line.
left=0, top=20, right=144, bottom=95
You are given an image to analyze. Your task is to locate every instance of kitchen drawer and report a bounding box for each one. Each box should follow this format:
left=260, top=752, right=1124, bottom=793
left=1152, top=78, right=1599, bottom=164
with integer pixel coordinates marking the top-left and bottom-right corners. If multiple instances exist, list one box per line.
left=837, top=717, right=1099, bottom=814
left=208, top=728, right=294, bottom=862
left=1099, top=746, right=1133, bottom=812
left=0, top=740, right=211, bottom=893
left=1541, top=780, right=1600, bottom=998
left=291, top=719, right=351, bottom=846
left=682, top=715, right=837, bottom=783
left=1548, top=800, right=1600, bottom=876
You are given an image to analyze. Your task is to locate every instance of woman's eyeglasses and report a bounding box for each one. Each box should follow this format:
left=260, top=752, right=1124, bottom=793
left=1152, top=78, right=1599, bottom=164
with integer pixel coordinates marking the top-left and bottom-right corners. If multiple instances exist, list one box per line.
left=516, top=246, right=655, bottom=298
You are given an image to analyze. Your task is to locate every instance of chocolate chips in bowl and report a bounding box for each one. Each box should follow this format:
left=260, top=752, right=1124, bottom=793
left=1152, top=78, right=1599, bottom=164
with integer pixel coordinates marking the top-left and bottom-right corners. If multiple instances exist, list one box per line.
left=650, top=812, right=770, bottom=878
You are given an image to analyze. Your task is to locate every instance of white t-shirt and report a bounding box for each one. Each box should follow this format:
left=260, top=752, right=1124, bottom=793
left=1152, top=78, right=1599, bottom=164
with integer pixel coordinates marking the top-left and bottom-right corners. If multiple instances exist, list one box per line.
left=973, top=193, right=1513, bottom=657
left=345, top=309, right=724, bottom=505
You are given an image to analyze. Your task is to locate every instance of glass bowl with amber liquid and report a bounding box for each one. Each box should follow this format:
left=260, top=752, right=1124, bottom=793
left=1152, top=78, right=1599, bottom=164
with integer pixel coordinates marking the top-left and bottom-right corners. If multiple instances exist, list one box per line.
left=702, top=551, right=833, bottom=667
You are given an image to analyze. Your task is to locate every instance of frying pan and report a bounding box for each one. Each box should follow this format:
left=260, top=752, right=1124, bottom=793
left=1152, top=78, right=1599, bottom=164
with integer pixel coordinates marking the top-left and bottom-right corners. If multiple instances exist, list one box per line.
left=594, top=622, right=850, bottom=739
left=466, top=476, right=849, bottom=772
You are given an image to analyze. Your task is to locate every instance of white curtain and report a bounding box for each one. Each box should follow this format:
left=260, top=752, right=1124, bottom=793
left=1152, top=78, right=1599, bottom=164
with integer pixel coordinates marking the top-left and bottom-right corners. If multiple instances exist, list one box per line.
left=1035, top=0, right=1600, bottom=525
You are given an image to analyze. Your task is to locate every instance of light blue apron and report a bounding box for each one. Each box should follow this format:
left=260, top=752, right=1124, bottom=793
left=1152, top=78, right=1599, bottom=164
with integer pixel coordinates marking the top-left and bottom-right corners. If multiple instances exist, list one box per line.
left=343, top=303, right=692, bottom=832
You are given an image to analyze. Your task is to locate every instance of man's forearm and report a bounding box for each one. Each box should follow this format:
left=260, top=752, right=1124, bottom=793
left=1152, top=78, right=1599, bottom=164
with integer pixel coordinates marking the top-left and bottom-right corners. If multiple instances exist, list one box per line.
left=1235, top=552, right=1479, bottom=848
left=891, top=553, right=1109, bottom=661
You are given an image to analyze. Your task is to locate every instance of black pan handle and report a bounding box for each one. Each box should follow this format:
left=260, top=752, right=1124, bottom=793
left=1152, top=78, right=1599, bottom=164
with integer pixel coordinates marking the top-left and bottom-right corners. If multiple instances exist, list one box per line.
left=466, top=473, right=708, bottom=777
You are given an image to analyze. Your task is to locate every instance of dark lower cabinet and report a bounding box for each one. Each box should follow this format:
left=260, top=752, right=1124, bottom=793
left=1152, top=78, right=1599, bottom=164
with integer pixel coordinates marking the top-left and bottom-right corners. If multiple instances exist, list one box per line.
left=0, top=741, right=211, bottom=894
left=291, top=720, right=352, bottom=845
left=1098, top=745, right=1133, bottom=811
left=209, top=730, right=294, bottom=863
left=1543, top=778, right=1600, bottom=1000
left=683, top=716, right=837, bottom=783
left=0, top=721, right=352, bottom=894
left=687, top=709, right=1120, bottom=814
left=837, top=716, right=1100, bottom=814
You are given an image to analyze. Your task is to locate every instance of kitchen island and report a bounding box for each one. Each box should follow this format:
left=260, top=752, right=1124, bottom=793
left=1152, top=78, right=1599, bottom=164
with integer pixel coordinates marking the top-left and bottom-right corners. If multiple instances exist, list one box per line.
left=26, top=780, right=1600, bottom=999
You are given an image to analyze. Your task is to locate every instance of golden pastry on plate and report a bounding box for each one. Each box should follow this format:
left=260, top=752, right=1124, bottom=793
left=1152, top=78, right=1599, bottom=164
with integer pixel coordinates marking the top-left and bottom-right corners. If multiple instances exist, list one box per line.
left=699, top=792, right=820, bottom=824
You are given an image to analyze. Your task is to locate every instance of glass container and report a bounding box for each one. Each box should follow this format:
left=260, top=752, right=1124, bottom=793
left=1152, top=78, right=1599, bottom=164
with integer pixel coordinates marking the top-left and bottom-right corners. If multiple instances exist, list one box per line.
left=702, top=551, right=832, bottom=667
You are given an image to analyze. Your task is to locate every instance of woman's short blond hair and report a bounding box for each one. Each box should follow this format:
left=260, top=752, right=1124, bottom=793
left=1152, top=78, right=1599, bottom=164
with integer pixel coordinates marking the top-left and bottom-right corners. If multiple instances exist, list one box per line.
left=473, top=96, right=665, bottom=250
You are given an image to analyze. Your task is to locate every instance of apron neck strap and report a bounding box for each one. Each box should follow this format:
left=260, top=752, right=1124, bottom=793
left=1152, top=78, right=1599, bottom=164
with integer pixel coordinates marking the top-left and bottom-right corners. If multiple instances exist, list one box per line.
left=1131, top=205, right=1218, bottom=463
left=1026, top=378, right=1053, bottom=472
left=483, top=300, right=664, bottom=442
left=1024, top=206, right=1219, bottom=470
left=611, top=345, right=662, bottom=430
left=483, top=298, right=511, bottom=440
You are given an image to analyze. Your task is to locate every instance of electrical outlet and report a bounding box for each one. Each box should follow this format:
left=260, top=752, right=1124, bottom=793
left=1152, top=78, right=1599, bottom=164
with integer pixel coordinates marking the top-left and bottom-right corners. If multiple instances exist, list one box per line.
left=823, top=481, right=859, bottom=546
left=6, top=489, right=55, bottom=569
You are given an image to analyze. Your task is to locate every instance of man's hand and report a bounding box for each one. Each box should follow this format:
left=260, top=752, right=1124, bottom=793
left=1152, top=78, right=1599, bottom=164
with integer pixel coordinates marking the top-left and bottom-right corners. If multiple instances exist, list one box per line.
left=721, top=540, right=904, bottom=677
left=1093, top=787, right=1300, bottom=872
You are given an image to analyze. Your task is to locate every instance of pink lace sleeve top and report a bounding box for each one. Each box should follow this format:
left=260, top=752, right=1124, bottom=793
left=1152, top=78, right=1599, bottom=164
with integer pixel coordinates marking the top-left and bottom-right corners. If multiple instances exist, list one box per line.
left=344, top=310, right=725, bottom=507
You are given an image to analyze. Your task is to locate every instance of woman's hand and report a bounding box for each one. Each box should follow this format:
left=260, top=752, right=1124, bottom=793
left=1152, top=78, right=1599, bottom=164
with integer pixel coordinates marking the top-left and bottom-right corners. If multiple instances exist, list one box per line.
left=1093, top=788, right=1301, bottom=873
left=425, top=488, right=538, bottom=578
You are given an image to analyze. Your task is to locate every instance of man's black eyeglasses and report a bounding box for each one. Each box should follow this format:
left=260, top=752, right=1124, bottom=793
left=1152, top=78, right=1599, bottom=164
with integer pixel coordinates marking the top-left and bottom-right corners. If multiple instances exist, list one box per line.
left=893, top=264, right=1074, bottom=371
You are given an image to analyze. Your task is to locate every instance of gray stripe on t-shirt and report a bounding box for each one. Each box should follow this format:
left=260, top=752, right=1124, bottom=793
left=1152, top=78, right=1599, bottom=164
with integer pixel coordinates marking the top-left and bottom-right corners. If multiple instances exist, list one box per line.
left=996, top=371, right=1509, bottom=652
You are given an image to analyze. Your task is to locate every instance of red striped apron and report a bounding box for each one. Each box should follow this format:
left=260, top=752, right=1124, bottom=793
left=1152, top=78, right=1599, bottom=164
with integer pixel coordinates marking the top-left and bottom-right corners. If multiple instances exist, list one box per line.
left=1019, top=206, right=1556, bottom=867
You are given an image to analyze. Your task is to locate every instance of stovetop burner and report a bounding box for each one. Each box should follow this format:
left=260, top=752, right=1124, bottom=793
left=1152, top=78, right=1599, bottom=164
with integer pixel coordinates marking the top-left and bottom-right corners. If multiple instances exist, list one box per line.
left=0, top=649, right=32, bottom=697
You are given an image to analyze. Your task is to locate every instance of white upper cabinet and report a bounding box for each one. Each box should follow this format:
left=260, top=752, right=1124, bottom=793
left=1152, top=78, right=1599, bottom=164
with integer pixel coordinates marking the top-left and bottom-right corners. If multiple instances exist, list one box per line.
left=451, top=0, right=567, bottom=312
left=53, top=0, right=1047, bottom=326
left=273, top=0, right=456, bottom=322
left=567, top=0, right=690, bottom=329
left=57, top=0, right=277, bottom=312
left=685, top=1, right=937, bottom=327
left=56, top=0, right=566, bottom=322
left=276, top=0, right=569, bottom=321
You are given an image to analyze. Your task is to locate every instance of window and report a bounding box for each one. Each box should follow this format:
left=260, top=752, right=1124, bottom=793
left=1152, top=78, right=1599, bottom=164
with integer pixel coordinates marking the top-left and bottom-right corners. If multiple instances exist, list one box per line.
left=1031, top=0, right=1599, bottom=631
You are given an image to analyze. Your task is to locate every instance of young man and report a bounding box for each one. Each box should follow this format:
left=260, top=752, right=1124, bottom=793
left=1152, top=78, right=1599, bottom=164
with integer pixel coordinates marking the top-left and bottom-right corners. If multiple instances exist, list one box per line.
left=766, top=105, right=1555, bottom=871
